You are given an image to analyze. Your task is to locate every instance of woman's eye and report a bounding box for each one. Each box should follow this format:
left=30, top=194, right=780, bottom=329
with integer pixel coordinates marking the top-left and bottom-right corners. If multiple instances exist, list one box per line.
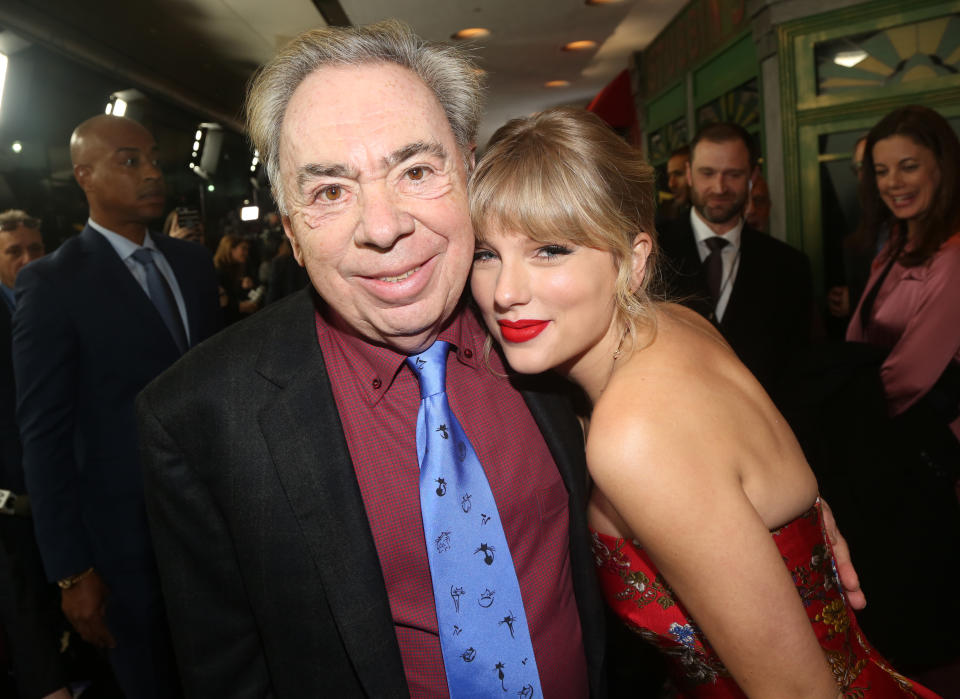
left=320, top=185, right=342, bottom=201
left=537, top=244, right=573, bottom=258
left=473, top=249, right=496, bottom=263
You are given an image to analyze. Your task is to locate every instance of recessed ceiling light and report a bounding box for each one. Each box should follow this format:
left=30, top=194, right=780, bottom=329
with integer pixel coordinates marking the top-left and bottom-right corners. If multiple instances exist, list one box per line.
left=563, top=40, right=597, bottom=52
left=833, top=50, right=868, bottom=68
left=545, top=80, right=571, bottom=88
left=452, top=27, right=490, bottom=40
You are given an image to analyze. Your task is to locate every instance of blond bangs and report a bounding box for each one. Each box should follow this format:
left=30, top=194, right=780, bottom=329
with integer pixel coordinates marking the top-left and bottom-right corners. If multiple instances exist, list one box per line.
left=471, top=136, right=626, bottom=253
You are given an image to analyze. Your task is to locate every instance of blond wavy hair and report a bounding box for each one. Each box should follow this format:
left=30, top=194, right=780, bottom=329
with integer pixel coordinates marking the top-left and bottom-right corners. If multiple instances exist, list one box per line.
left=470, top=107, right=659, bottom=353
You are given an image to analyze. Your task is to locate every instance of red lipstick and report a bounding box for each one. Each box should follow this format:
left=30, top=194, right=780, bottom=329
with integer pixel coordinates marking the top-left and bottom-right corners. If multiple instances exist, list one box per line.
left=498, top=319, right=549, bottom=343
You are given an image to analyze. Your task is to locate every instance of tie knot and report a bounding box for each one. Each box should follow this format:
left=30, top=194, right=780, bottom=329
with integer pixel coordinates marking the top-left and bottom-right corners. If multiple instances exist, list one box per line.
left=131, top=247, right=156, bottom=267
left=406, top=340, right=449, bottom=399
left=705, top=236, right=729, bottom=253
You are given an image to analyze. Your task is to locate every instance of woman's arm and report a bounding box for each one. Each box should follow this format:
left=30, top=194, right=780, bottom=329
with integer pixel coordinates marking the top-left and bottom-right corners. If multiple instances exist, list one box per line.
left=588, top=401, right=838, bottom=698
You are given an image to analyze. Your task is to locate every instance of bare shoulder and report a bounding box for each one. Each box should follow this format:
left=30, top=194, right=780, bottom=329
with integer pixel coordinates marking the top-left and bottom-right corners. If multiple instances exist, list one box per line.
left=586, top=304, right=756, bottom=491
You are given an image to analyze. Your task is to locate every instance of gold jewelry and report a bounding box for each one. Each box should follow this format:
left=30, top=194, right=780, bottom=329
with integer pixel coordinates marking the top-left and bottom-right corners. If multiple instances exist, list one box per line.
left=57, top=567, right=94, bottom=590
left=612, top=328, right=627, bottom=361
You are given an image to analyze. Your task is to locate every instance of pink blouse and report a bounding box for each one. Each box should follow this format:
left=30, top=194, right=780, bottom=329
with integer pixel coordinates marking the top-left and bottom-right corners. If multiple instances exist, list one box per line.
left=846, top=231, right=960, bottom=441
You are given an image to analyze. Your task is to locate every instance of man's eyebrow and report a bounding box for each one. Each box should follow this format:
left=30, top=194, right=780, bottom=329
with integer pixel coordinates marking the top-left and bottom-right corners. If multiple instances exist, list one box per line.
left=386, top=141, right=447, bottom=168
left=296, top=162, right=358, bottom=191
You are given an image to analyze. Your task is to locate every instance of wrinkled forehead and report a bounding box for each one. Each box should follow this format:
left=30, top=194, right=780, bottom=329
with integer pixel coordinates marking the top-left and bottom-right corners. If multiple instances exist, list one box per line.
left=279, top=63, right=460, bottom=172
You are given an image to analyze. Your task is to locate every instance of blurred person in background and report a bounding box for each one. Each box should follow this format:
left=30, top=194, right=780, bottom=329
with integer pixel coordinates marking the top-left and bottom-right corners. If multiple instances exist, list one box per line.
left=162, top=207, right=204, bottom=246
left=12, top=115, right=221, bottom=698
left=744, top=170, right=771, bottom=233
left=847, top=105, right=960, bottom=472
left=844, top=104, right=960, bottom=688
left=656, top=145, right=690, bottom=224
left=213, top=234, right=261, bottom=323
left=0, top=211, right=71, bottom=699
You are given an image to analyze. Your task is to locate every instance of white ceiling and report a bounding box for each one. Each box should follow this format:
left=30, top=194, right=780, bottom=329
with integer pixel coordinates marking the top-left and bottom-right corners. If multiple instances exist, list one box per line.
left=0, top=0, right=685, bottom=147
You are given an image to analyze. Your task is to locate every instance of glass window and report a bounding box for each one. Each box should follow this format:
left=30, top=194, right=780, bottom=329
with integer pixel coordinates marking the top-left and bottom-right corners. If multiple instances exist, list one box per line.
left=648, top=116, right=688, bottom=164
left=815, top=14, right=960, bottom=95
left=696, top=78, right=759, bottom=128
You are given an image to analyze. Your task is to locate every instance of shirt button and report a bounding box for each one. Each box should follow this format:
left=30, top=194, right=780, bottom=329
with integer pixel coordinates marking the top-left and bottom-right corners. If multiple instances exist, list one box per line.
left=372, top=378, right=382, bottom=390
left=463, top=348, right=474, bottom=359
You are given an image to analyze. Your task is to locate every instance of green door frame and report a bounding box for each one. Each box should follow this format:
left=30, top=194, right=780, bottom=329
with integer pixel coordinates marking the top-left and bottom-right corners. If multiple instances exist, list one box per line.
left=778, top=0, right=960, bottom=293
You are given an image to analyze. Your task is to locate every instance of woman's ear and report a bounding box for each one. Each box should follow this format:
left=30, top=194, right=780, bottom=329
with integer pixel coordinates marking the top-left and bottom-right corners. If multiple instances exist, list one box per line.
left=629, top=232, right=653, bottom=291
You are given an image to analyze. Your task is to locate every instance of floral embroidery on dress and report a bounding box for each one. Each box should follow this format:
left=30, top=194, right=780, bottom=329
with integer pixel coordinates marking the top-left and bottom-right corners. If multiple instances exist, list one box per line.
left=591, top=501, right=940, bottom=698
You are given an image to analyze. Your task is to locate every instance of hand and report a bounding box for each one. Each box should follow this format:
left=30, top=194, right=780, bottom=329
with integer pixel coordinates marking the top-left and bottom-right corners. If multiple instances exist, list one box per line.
left=240, top=276, right=255, bottom=291
left=60, top=570, right=116, bottom=648
left=169, top=222, right=204, bottom=244
left=826, top=286, right=850, bottom=318
left=820, top=498, right=866, bottom=609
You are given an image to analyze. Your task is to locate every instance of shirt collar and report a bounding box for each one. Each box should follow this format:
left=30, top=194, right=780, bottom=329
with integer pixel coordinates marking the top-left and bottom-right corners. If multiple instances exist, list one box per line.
left=315, top=301, right=487, bottom=407
left=690, top=207, right=743, bottom=251
left=88, top=218, right=156, bottom=260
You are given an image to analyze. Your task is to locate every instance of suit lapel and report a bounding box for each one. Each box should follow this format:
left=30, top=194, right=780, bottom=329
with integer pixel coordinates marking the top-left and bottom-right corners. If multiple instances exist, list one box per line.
left=721, top=226, right=759, bottom=330
left=520, top=380, right=608, bottom=696
left=153, top=235, right=201, bottom=346
left=254, top=291, right=406, bottom=697
left=78, top=226, right=181, bottom=356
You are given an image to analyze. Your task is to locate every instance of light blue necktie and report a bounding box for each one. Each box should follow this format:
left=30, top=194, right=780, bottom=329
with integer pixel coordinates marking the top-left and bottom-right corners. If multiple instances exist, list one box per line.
left=407, top=341, right=541, bottom=698
left=131, top=248, right=188, bottom=355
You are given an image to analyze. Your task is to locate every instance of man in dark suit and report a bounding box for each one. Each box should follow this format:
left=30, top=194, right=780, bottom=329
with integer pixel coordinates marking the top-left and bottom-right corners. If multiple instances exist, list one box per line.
left=658, top=122, right=814, bottom=391
left=12, top=115, right=220, bottom=697
left=136, top=21, right=607, bottom=698
left=0, top=211, right=72, bottom=699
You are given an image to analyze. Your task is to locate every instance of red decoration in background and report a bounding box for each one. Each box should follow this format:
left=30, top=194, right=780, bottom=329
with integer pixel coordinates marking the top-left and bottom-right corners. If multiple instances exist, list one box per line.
left=587, top=69, right=641, bottom=145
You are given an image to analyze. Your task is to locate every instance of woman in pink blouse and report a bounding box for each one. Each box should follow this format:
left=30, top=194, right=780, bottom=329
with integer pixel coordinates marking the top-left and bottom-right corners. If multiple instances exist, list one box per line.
left=846, top=106, right=960, bottom=455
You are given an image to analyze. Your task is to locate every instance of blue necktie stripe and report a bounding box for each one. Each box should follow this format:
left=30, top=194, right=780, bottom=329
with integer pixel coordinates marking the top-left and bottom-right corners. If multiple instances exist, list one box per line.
left=407, top=341, right=541, bottom=698
left=131, top=248, right=188, bottom=355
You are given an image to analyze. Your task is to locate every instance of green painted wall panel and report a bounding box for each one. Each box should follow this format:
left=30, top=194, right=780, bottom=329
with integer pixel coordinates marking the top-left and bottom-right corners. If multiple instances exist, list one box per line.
left=693, top=33, right=757, bottom=106
left=647, top=83, right=686, bottom=132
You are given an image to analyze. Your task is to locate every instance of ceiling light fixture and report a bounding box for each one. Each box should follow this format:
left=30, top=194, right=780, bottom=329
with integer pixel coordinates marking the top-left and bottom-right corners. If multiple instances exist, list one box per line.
left=545, top=80, right=571, bottom=88
left=452, top=28, right=490, bottom=40
left=563, top=40, right=597, bottom=51
left=833, top=50, right=868, bottom=68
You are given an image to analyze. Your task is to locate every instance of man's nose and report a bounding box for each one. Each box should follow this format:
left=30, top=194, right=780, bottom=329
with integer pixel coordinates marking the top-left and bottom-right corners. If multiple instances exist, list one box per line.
left=143, top=160, right=163, bottom=181
left=357, top=184, right=415, bottom=249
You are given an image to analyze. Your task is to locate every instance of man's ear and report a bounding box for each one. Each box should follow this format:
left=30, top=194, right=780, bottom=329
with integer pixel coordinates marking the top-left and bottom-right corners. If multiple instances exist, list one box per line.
left=73, top=164, right=92, bottom=192
left=467, top=144, right=477, bottom=175
left=629, top=232, right=653, bottom=291
left=281, top=216, right=304, bottom=267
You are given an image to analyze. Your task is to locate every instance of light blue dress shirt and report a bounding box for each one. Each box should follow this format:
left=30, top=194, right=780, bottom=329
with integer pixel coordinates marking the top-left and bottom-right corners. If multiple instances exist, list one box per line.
left=87, top=219, right=191, bottom=344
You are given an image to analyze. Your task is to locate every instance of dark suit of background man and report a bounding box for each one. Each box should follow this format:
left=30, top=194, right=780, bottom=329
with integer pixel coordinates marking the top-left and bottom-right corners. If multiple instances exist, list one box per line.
left=136, top=21, right=607, bottom=698
left=12, top=115, right=220, bottom=698
left=658, top=122, right=814, bottom=392
left=0, top=211, right=73, bottom=699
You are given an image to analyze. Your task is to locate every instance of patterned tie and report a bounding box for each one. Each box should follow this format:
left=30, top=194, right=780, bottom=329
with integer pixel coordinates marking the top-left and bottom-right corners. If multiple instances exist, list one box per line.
left=703, top=235, right=729, bottom=305
left=131, top=248, right=188, bottom=354
left=406, top=341, right=542, bottom=698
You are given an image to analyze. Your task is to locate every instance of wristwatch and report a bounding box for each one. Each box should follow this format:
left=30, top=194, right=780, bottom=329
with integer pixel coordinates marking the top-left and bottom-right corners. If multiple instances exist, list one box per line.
left=57, top=567, right=95, bottom=590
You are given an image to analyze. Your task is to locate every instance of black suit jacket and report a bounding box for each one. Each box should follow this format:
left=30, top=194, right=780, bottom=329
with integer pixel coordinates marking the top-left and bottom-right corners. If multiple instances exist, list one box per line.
left=0, top=299, right=23, bottom=494
left=658, top=217, right=814, bottom=389
left=12, top=225, right=220, bottom=582
left=136, top=289, right=608, bottom=698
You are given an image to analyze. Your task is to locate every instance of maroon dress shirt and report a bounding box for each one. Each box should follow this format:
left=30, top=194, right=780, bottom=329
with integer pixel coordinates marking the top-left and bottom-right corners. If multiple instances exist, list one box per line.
left=316, top=305, right=589, bottom=697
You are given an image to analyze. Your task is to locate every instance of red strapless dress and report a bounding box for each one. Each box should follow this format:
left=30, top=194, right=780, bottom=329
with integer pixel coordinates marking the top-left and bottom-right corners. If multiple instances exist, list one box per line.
left=591, top=500, right=940, bottom=697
